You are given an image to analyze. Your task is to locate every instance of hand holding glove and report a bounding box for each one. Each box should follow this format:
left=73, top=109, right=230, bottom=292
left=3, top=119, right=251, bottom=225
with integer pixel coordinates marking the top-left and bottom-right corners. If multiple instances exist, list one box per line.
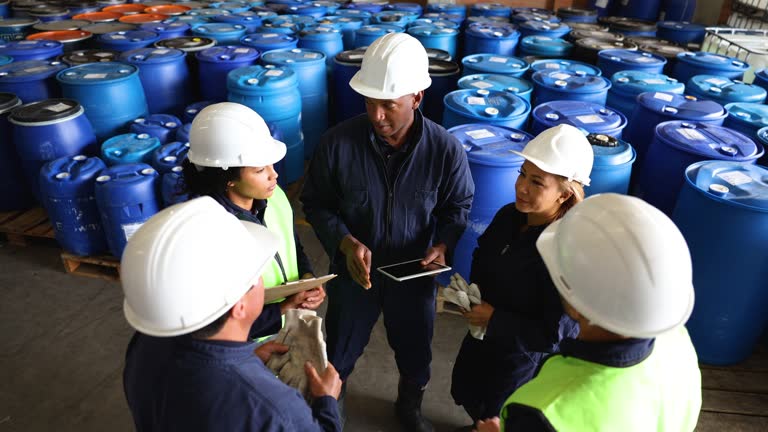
left=445, top=273, right=486, bottom=340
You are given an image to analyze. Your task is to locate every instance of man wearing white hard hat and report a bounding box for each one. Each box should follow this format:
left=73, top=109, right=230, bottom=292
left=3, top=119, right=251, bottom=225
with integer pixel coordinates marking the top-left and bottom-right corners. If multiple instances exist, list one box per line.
left=301, top=32, right=474, bottom=432
left=475, top=194, right=702, bottom=432
left=122, top=197, right=343, bottom=431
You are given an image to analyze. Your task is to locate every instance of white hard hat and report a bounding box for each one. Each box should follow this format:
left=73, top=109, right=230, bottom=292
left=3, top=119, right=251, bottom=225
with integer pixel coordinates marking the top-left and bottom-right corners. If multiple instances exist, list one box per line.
left=349, top=32, right=432, bottom=100
left=121, top=196, right=280, bottom=337
left=187, top=102, right=287, bottom=170
left=536, top=194, right=695, bottom=338
left=511, top=124, right=593, bottom=186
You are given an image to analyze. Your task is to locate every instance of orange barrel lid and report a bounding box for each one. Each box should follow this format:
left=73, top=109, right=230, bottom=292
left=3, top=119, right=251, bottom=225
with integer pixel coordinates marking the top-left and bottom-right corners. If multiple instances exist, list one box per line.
left=118, top=13, right=169, bottom=24
left=72, top=11, right=123, bottom=22
left=27, top=30, right=93, bottom=43
left=102, top=4, right=147, bottom=15
left=144, top=5, right=191, bottom=16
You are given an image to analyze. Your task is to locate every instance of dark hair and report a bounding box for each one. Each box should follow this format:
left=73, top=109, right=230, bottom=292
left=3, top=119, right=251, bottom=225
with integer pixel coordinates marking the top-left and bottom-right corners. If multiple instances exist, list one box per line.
left=182, top=159, right=242, bottom=197
left=553, top=178, right=585, bottom=221
left=189, top=308, right=231, bottom=339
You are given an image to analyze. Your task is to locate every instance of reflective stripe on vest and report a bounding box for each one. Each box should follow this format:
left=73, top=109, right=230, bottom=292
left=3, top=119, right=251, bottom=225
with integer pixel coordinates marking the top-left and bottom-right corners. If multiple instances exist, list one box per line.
left=500, top=326, right=702, bottom=432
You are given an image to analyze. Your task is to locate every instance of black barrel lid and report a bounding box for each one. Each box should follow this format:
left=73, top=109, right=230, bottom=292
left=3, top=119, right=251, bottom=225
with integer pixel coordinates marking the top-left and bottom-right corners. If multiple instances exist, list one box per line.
left=428, top=59, right=460, bottom=75
left=81, top=22, right=136, bottom=34
left=9, top=98, right=82, bottom=123
left=34, top=19, right=90, bottom=31
left=626, top=36, right=676, bottom=46
left=568, top=22, right=608, bottom=32
left=0, top=93, right=21, bottom=115
left=587, top=133, right=619, bottom=147
left=425, top=48, right=451, bottom=62
left=638, top=43, right=689, bottom=58
left=557, top=7, right=597, bottom=17
left=28, top=6, right=70, bottom=16
left=65, top=0, right=99, bottom=7
left=0, top=18, right=40, bottom=28
left=335, top=48, right=366, bottom=64
left=12, top=0, right=47, bottom=10
left=609, top=18, right=657, bottom=32
left=155, top=36, right=216, bottom=52
left=58, top=48, right=120, bottom=65
left=569, top=29, right=623, bottom=42
left=575, top=37, right=637, bottom=51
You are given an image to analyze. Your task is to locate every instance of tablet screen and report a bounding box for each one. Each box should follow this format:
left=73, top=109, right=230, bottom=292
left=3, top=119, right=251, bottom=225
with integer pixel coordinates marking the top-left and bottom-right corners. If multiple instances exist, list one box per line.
left=377, top=259, right=451, bottom=281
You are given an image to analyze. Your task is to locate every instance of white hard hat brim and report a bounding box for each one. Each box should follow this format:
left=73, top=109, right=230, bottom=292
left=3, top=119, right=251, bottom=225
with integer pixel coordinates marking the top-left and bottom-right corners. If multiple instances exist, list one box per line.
left=348, top=71, right=432, bottom=100
left=510, top=150, right=591, bottom=186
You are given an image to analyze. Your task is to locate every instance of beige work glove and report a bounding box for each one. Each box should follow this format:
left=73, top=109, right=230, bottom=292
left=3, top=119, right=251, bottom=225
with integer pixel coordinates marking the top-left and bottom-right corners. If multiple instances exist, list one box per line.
left=447, top=273, right=486, bottom=340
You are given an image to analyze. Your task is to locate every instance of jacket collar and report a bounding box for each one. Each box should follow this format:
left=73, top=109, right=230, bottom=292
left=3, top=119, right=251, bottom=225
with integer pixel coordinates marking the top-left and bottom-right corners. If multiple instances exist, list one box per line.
left=559, top=337, right=655, bottom=368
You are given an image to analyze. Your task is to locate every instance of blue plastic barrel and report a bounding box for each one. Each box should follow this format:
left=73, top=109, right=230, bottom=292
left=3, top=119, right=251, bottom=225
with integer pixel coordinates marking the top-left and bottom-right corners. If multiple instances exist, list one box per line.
left=613, top=0, right=662, bottom=21
left=261, top=14, right=316, bottom=34
left=317, top=15, right=364, bottom=50
left=0, top=18, right=39, bottom=42
left=162, top=15, right=211, bottom=30
left=94, top=162, right=161, bottom=257
left=723, top=102, right=768, bottom=141
left=9, top=98, right=98, bottom=201
left=0, top=93, right=34, bottom=210
left=227, top=64, right=303, bottom=183
left=672, top=161, right=768, bottom=364
left=333, top=8, right=372, bottom=25
left=687, top=75, right=766, bottom=105
left=0, top=39, right=63, bottom=61
left=0, top=0, right=10, bottom=19
left=659, top=0, right=696, bottom=21
left=608, top=18, right=657, bottom=37
left=385, top=2, right=423, bottom=15
left=638, top=121, right=763, bottom=214
left=342, top=1, right=386, bottom=14
left=530, top=100, right=627, bottom=137
left=656, top=21, right=704, bottom=45
left=529, top=59, right=602, bottom=77
left=129, top=114, right=182, bottom=145
left=462, top=15, right=510, bottom=30
left=674, top=52, right=749, bottom=85
left=261, top=47, right=327, bottom=159
left=211, top=1, right=251, bottom=13
left=607, top=70, right=684, bottom=118
left=176, top=122, right=192, bottom=143
left=518, top=21, right=571, bottom=39
left=410, top=18, right=460, bottom=30
left=584, top=132, right=635, bottom=196
left=191, top=22, right=246, bottom=44
left=182, top=100, right=214, bottom=124
left=196, top=45, right=259, bottom=102
left=297, top=26, right=343, bottom=68
left=512, top=12, right=560, bottom=24
left=187, top=7, right=234, bottom=18
left=458, top=73, right=533, bottom=102
left=445, top=123, right=531, bottom=282
left=332, top=48, right=364, bottom=124
left=353, top=24, right=404, bottom=48
left=470, top=3, right=511, bottom=18
left=98, top=30, right=160, bottom=51
left=101, top=132, right=162, bottom=166
left=463, top=23, right=520, bottom=57
left=532, top=69, right=612, bottom=106
left=210, top=12, right=262, bottom=33
left=119, top=47, right=191, bottom=116
left=39, top=154, right=109, bottom=255
left=518, top=36, right=573, bottom=58
left=462, top=54, right=528, bottom=78
left=407, top=25, right=458, bottom=60
left=240, top=32, right=298, bottom=51
left=423, top=59, right=460, bottom=124
left=597, top=49, right=666, bottom=78
left=372, top=10, right=416, bottom=28
left=57, top=62, right=148, bottom=141
left=0, top=59, right=65, bottom=103
left=138, top=21, right=191, bottom=39
left=161, top=165, right=189, bottom=207
left=152, top=141, right=190, bottom=175
left=443, top=89, right=531, bottom=130
left=426, top=3, right=466, bottom=18
left=557, top=7, right=598, bottom=23
left=313, top=1, right=341, bottom=15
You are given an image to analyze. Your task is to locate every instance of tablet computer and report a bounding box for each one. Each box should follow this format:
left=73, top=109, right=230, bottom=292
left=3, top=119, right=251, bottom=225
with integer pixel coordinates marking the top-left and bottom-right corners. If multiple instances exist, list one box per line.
left=376, top=259, right=451, bottom=282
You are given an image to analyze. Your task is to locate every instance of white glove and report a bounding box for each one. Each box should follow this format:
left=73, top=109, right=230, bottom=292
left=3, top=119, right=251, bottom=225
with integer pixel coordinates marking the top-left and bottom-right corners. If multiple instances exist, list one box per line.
left=447, top=273, right=486, bottom=340
left=266, top=309, right=328, bottom=401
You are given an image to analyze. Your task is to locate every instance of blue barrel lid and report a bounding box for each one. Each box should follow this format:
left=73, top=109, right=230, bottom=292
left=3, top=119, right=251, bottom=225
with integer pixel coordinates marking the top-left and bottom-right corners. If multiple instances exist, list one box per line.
left=40, top=154, right=106, bottom=196
left=0, top=18, right=40, bottom=29
left=470, top=3, right=511, bottom=16
left=241, top=32, right=297, bottom=47
left=0, top=59, right=66, bottom=82
left=355, top=24, right=404, bottom=37
left=688, top=75, right=767, bottom=104
left=8, top=98, right=82, bottom=123
left=611, top=71, right=683, bottom=97
left=261, top=47, right=325, bottom=65
left=465, top=22, right=519, bottom=39
left=533, top=100, right=626, bottom=131
left=530, top=59, right=601, bottom=76
left=267, top=14, right=316, bottom=27
left=458, top=73, right=533, bottom=96
left=655, top=121, right=762, bottom=160
left=725, top=102, right=768, bottom=130
left=162, top=15, right=211, bottom=28
left=520, top=36, right=572, bottom=51
left=385, top=2, right=423, bottom=14
left=533, top=70, right=611, bottom=93
left=341, top=0, right=386, bottom=13
left=333, top=8, right=372, bottom=20
left=196, top=45, right=260, bottom=63
left=286, top=4, right=327, bottom=16
left=152, top=140, right=190, bottom=171
left=448, top=124, right=532, bottom=167
left=686, top=161, right=768, bottom=212
left=512, top=12, right=560, bottom=23
left=426, top=3, right=466, bottom=16
left=312, top=1, right=341, bottom=13
left=95, top=163, right=159, bottom=205
left=334, top=47, right=366, bottom=64
left=372, top=10, right=417, bottom=26
left=132, top=113, right=181, bottom=129
left=407, top=25, right=459, bottom=38
left=444, top=89, right=530, bottom=121
left=421, top=12, right=464, bottom=24
left=409, top=18, right=460, bottom=29
left=119, top=47, right=187, bottom=64
left=305, top=21, right=343, bottom=31
left=0, top=40, right=64, bottom=57
left=598, top=49, right=666, bottom=68
left=187, top=7, right=231, bottom=17
left=657, top=21, right=706, bottom=33
left=586, top=133, right=635, bottom=166
left=519, top=20, right=570, bottom=32
left=227, top=64, right=298, bottom=93
left=183, top=100, right=214, bottom=122
left=676, top=52, right=749, bottom=73
left=299, top=26, right=343, bottom=40
left=462, top=54, right=529, bottom=75
left=102, top=132, right=162, bottom=160
left=139, top=21, right=191, bottom=34
left=636, top=92, right=727, bottom=120
left=99, top=30, right=160, bottom=45
left=193, top=22, right=247, bottom=35
left=56, top=61, right=139, bottom=85
left=318, top=14, right=365, bottom=26
left=211, top=1, right=252, bottom=13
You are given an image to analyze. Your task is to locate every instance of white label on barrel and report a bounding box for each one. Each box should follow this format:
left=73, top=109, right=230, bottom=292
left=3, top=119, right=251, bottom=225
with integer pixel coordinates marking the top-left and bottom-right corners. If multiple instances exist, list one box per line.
left=94, top=52, right=113, bottom=57
left=654, top=92, right=674, bottom=102
left=717, top=170, right=753, bottom=186
left=466, top=129, right=496, bottom=139
left=467, top=97, right=486, bottom=105
left=122, top=222, right=144, bottom=241
left=152, top=49, right=170, bottom=54
left=576, top=114, right=605, bottom=124
left=234, top=48, right=251, bottom=53
left=45, top=103, right=72, bottom=113
left=265, top=69, right=284, bottom=76
left=261, top=33, right=278, bottom=38
left=303, top=53, right=321, bottom=58
left=470, top=81, right=493, bottom=89
left=477, top=28, right=492, bottom=32
left=545, top=63, right=560, bottom=69
left=489, top=57, right=507, bottom=63
left=84, top=73, right=108, bottom=79
left=677, top=127, right=705, bottom=140
left=642, top=79, right=667, bottom=84
left=705, top=77, right=728, bottom=85
left=633, top=56, right=655, bottom=63
left=110, top=35, right=127, bottom=39
left=24, top=66, right=50, bottom=73
left=348, top=54, right=364, bottom=59
left=551, top=72, right=571, bottom=80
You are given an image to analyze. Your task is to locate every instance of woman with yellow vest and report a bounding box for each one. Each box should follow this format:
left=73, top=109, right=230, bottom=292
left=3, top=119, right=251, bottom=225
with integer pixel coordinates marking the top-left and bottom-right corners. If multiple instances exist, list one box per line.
left=475, top=194, right=701, bottom=432
left=182, top=102, right=325, bottom=338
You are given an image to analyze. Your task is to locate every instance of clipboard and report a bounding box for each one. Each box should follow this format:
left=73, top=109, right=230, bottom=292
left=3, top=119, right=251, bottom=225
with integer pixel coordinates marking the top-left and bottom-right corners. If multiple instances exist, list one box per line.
left=264, top=274, right=337, bottom=303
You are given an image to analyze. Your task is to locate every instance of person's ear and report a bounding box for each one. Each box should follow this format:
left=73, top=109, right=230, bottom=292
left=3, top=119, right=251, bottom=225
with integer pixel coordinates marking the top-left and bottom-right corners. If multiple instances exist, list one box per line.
left=230, top=298, right=248, bottom=320
left=412, top=91, right=424, bottom=109
left=558, top=185, right=574, bottom=204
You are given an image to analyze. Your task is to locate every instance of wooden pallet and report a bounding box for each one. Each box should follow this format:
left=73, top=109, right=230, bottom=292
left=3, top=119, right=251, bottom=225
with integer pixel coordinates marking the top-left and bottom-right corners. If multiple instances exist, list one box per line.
left=60, top=252, right=121, bottom=282
left=436, top=285, right=464, bottom=316
left=0, top=208, right=55, bottom=246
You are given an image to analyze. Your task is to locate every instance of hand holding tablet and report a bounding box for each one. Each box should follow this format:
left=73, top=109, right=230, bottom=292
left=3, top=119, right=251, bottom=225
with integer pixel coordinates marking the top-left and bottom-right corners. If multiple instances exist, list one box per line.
left=377, top=259, right=452, bottom=282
